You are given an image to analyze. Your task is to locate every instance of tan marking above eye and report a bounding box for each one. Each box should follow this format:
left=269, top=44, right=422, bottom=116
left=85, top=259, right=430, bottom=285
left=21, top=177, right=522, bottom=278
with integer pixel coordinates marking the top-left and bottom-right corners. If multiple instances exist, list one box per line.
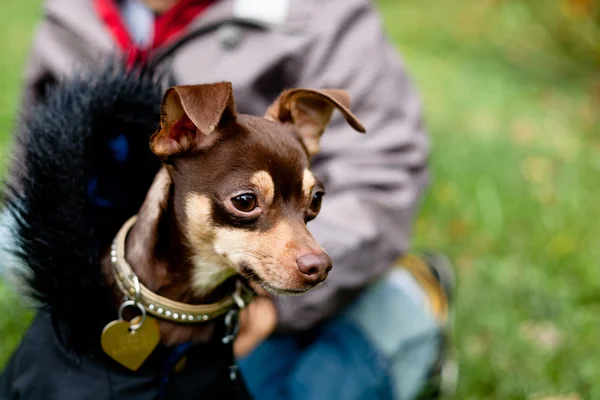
left=302, top=169, right=316, bottom=199
left=250, top=170, right=275, bottom=205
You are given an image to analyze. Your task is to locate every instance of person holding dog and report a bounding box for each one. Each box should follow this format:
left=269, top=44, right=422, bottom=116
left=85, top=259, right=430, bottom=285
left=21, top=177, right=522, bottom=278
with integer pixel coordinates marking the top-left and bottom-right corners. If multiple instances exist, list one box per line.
left=4, top=0, right=457, bottom=398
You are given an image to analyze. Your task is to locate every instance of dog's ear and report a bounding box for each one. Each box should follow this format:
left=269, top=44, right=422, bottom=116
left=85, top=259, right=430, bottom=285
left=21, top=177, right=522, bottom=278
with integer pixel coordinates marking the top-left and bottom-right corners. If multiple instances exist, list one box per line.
left=264, top=89, right=366, bottom=157
left=151, top=83, right=237, bottom=159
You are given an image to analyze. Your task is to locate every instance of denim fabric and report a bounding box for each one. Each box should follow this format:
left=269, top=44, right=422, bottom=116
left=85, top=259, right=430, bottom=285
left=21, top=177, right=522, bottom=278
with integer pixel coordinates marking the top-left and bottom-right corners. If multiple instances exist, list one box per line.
left=343, top=271, right=442, bottom=400
left=239, top=272, right=441, bottom=400
left=239, top=317, right=394, bottom=400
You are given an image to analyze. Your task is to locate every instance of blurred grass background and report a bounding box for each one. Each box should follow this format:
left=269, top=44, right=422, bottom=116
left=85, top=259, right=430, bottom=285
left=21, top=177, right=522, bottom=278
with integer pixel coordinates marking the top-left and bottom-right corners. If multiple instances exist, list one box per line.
left=0, top=0, right=599, bottom=398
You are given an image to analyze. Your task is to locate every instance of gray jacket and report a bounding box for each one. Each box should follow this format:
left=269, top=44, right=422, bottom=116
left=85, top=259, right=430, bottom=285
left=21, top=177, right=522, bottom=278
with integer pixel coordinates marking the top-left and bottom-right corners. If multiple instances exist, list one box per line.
left=14, top=0, right=429, bottom=331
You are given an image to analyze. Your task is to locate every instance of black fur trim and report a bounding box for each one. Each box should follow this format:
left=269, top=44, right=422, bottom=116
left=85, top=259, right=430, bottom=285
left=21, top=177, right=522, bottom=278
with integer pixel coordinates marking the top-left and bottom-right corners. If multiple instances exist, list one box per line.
left=3, top=62, right=164, bottom=352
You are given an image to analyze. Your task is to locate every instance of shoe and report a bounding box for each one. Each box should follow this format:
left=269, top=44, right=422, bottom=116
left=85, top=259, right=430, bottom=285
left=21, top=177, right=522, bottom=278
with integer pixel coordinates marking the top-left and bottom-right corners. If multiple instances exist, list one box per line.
left=396, top=252, right=459, bottom=399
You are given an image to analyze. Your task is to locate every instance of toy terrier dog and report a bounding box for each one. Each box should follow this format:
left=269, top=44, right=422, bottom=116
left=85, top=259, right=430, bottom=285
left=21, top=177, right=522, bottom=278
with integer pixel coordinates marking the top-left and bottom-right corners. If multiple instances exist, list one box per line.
left=117, top=82, right=365, bottom=343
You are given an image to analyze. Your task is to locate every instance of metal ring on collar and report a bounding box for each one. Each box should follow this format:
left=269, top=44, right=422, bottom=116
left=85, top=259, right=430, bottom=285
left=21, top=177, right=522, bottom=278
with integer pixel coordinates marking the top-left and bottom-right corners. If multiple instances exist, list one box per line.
left=118, top=300, right=147, bottom=331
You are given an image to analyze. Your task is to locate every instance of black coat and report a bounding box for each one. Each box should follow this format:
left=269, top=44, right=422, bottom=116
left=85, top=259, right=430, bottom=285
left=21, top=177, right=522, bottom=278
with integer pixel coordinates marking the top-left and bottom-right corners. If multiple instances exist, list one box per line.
left=0, top=313, right=251, bottom=399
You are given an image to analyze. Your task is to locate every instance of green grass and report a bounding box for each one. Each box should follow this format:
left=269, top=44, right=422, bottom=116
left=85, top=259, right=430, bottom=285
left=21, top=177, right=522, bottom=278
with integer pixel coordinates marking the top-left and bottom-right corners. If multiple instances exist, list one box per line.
left=0, top=0, right=599, bottom=398
left=0, top=0, right=42, bottom=365
left=378, top=0, right=600, bottom=398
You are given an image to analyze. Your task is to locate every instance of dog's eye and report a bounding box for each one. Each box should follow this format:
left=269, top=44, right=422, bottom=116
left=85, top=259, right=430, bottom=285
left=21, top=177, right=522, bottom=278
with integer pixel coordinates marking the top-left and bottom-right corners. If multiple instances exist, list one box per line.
left=309, top=191, right=324, bottom=213
left=231, top=194, right=257, bottom=212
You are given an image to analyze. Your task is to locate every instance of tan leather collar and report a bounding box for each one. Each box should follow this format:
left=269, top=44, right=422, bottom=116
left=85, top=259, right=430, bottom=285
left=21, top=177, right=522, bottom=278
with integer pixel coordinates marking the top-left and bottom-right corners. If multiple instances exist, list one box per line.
left=110, top=216, right=254, bottom=324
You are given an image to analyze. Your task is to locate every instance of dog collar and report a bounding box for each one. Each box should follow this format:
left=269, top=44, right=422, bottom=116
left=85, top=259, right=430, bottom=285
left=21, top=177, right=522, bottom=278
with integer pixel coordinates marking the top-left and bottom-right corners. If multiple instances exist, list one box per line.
left=110, top=216, right=254, bottom=324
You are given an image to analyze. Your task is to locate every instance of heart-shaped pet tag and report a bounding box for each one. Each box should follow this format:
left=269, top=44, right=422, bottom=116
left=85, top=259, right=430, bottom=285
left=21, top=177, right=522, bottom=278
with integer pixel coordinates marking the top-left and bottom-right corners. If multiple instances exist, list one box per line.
left=101, top=316, right=160, bottom=371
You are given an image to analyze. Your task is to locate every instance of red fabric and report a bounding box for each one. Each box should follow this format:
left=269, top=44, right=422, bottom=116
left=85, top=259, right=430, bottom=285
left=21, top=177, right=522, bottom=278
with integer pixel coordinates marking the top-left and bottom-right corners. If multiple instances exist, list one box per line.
left=93, top=0, right=214, bottom=67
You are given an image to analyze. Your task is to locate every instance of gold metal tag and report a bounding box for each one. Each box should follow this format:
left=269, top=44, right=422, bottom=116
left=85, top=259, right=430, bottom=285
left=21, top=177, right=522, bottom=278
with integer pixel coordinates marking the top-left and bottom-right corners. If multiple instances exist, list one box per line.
left=101, top=316, right=160, bottom=371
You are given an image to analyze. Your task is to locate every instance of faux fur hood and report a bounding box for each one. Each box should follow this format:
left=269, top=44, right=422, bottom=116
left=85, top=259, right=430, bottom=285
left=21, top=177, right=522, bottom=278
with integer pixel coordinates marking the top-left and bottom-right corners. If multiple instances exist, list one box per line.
left=2, top=63, right=164, bottom=352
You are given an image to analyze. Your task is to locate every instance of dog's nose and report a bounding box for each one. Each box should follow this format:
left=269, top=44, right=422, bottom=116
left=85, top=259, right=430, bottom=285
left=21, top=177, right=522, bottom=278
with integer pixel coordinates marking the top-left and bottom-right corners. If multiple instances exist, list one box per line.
left=296, top=253, right=332, bottom=283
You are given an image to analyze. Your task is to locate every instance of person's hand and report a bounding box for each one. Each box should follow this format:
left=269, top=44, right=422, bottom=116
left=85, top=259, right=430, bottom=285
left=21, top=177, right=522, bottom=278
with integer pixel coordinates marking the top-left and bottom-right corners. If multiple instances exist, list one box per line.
left=234, top=296, right=278, bottom=358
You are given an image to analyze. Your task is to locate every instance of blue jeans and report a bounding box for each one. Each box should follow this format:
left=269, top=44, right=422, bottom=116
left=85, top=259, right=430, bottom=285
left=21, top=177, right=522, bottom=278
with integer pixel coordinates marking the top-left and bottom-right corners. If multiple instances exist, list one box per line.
left=239, top=271, right=442, bottom=400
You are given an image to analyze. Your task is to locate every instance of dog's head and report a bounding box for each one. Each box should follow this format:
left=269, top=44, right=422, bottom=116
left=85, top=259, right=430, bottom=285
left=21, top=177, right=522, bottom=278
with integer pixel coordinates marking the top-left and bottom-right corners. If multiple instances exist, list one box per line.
left=145, top=83, right=364, bottom=296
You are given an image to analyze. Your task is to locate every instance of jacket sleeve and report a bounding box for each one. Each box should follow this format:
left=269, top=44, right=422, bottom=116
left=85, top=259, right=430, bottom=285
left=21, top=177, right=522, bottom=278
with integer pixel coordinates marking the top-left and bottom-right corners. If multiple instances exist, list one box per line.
left=274, top=0, right=430, bottom=331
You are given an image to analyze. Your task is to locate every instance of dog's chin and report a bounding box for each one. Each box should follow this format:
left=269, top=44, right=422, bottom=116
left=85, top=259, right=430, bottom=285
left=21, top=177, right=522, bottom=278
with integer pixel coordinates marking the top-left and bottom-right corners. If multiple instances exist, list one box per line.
left=259, top=281, right=322, bottom=296
left=238, top=270, right=323, bottom=297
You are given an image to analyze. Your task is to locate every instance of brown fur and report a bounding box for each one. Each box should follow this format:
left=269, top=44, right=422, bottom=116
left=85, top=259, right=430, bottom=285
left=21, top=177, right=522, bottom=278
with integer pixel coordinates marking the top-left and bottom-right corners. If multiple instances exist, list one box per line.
left=101, top=83, right=364, bottom=345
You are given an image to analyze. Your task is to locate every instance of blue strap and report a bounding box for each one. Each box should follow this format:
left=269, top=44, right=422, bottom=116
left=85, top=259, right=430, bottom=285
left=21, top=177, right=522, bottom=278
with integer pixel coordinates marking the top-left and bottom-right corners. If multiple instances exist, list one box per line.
left=157, top=342, right=193, bottom=400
